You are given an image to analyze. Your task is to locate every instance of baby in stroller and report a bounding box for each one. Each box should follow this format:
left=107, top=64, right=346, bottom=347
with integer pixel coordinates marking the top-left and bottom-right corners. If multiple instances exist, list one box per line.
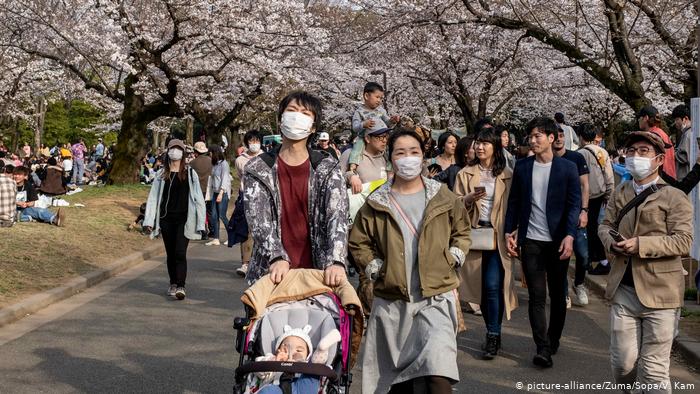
left=233, top=269, right=364, bottom=394
left=252, top=324, right=341, bottom=394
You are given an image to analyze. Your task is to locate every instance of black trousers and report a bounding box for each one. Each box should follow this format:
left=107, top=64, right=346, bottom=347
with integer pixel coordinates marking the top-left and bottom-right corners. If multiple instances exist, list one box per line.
left=160, top=217, right=189, bottom=287
left=587, top=196, right=607, bottom=262
left=520, top=238, right=569, bottom=352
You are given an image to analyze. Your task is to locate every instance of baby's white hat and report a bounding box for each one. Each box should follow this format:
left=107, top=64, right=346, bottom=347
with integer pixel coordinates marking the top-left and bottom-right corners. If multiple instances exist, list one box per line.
left=276, top=324, right=313, bottom=357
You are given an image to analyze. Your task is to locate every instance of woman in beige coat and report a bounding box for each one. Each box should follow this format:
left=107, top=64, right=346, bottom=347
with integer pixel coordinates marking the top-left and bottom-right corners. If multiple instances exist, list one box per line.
left=454, top=128, right=518, bottom=360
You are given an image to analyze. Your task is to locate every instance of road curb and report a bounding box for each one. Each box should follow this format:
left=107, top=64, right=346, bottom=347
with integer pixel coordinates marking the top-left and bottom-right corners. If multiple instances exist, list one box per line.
left=569, top=263, right=700, bottom=366
left=0, top=242, right=165, bottom=328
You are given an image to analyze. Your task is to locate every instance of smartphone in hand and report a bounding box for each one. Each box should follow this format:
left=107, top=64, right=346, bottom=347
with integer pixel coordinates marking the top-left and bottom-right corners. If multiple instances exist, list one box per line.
left=609, top=229, right=626, bottom=243
left=474, top=186, right=486, bottom=194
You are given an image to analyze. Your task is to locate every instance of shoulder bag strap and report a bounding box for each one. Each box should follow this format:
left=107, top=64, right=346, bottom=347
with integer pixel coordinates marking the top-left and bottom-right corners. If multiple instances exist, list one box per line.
left=582, top=147, right=605, bottom=173
left=614, top=184, right=665, bottom=229
left=388, top=193, right=419, bottom=238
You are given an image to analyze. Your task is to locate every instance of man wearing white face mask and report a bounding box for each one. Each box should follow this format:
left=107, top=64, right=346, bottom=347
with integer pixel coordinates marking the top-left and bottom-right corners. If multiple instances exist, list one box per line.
left=232, top=130, right=263, bottom=276
left=599, top=131, right=693, bottom=393
left=243, top=92, right=349, bottom=287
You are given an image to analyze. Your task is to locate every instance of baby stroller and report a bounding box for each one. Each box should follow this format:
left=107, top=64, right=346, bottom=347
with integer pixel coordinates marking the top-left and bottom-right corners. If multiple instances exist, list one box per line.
left=233, top=269, right=364, bottom=394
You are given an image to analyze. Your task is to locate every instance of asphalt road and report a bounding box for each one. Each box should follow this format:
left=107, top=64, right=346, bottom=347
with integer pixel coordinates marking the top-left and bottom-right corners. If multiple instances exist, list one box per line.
left=0, top=241, right=698, bottom=393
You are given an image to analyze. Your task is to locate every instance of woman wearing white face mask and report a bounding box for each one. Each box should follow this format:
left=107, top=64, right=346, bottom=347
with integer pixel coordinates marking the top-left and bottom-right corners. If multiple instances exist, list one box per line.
left=232, top=130, right=264, bottom=276
left=349, top=130, right=471, bottom=394
left=143, top=139, right=206, bottom=300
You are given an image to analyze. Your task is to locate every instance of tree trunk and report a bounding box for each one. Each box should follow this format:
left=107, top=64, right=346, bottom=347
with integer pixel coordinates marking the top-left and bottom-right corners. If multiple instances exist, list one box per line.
left=185, top=117, right=194, bottom=145
left=34, top=96, right=46, bottom=153
left=109, top=84, right=150, bottom=184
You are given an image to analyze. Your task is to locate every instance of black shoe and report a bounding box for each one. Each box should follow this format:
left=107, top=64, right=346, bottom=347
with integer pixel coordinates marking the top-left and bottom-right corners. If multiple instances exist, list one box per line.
left=550, top=341, right=560, bottom=355
left=533, top=349, right=553, bottom=368
left=588, top=263, right=610, bottom=275
left=482, top=334, right=500, bottom=360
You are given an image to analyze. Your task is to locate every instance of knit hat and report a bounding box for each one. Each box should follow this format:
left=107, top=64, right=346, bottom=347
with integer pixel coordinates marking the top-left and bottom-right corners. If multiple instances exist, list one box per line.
left=276, top=325, right=313, bottom=360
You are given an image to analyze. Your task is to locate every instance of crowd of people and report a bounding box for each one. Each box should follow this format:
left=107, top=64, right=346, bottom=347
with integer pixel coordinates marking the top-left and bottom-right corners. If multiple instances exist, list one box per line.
left=4, top=82, right=699, bottom=393
left=135, top=84, right=700, bottom=394
left=0, top=137, right=116, bottom=228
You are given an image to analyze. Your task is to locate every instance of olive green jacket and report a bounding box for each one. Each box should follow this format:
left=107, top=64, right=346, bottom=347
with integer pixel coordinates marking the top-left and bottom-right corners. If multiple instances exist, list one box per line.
left=348, top=177, right=471, bottom=301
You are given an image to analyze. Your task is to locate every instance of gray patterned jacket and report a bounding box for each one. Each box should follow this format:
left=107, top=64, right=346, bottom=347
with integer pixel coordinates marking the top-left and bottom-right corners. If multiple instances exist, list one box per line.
left=243, top=146, right=349, bottom=284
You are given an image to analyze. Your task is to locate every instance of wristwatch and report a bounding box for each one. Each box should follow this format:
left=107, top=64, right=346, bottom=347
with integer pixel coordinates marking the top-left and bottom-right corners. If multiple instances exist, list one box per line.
left=580, top=207, right=589, bottom=212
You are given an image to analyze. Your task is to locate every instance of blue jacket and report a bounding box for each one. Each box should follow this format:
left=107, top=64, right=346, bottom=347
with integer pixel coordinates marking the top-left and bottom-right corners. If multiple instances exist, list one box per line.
left=504, top=156, right=581, bottom=245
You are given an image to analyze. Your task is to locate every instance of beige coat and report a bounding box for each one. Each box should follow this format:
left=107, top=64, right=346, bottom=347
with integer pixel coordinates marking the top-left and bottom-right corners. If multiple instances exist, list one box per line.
left=598, top=178, right=693, bottom=309
left=453, top=165, right=518, bottom=319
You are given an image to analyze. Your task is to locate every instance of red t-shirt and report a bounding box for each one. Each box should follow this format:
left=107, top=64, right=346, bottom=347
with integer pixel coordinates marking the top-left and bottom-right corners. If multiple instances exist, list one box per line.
left=649, top=126, right=676, bottom=179
left=277, top=157, right=313, bottom=269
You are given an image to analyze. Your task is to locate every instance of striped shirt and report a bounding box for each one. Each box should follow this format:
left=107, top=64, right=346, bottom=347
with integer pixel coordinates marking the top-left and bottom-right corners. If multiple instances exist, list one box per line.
left=0, top=174, right=16, bottom=225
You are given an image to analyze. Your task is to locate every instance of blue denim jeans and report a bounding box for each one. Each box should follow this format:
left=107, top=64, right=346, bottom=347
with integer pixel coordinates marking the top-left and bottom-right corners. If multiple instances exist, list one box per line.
left=18, top=207, right=56, bottom=223
left=481, top=250, right=505, bottom=335
left=210, top=193, right=230, bottom=240
left=257, top=375, right=320, bottom=394
left=72, top=159, right=85, bottom=185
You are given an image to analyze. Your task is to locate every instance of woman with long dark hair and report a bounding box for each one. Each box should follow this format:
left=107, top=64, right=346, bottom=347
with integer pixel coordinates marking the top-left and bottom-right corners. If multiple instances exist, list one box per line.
left=206, top=146, right=232, bottom=246
left=454, top=129, right=518, bottom=360
left=426, top=131, right=459, bottom=171
left=432, top=136, right=475, bottom=191
left=143, top=139, right=206, bottom=300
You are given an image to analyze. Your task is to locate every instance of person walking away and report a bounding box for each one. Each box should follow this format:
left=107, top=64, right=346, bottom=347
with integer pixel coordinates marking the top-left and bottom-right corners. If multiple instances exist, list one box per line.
left=505, top=117, right=581, bottom=368
left=243, top=91, right=348, bottom=287
left=599, top=132, right=692, bottom=393
left=0, top=161, right=17, bottom=227
left=232, top=130, right=263, bottom=277
left=578, top=125, right=614, bottom=277
left=13, top=166, right=65, bottom=226
left=637, top=105, right=676, bottom=179
left=349, top=129, right=471, bottom=394
left=143, top=139, right=206, bottom=300
left=672, top=104, right=692, bottom=180
left=206, top=147, right=231, bottom=246
left=189, top=141, right=212, bottom=240
left=70, top=138, right=87, bottom=186
left=348, top=82, right=399, bottom=193
left=454, top=129, right=517, bottom=359
left=555, top=113, right=580, bottom=150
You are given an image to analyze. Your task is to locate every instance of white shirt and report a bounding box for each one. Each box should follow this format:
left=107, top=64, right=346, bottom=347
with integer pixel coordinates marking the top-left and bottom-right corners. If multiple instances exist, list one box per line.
left=478, top=168, right=496, bottom=222
left=527, top=161, right=553, bottom=242
left=560, top=124, right=579, bottom=150
left=632, top=176, right=659, bottom=195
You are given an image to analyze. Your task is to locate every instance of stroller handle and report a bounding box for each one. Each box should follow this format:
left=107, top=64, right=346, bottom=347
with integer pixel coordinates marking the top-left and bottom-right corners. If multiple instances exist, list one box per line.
left=235, top=360, right=338, bottom=383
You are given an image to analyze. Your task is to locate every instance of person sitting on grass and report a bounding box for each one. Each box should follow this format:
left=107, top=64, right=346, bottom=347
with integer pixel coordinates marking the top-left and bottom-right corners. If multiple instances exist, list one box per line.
left=39, top=157, right=67, bottom=196
left=13, top=166, right=65, bottom=227
left=0, top=161, right=17, bottom=227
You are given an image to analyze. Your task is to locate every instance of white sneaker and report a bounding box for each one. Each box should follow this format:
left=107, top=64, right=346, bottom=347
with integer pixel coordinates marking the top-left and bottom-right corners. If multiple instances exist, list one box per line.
left=175, top=287, right=186, bottom=300
left=205, top=239, right=220, bottom=246
left=566, top=296, right=572, bottom=309
left=167, top=284, right=177, bottom=297
left=573, top=284, right=589, bottom=306
left=236, top=263, right=248, bottom=277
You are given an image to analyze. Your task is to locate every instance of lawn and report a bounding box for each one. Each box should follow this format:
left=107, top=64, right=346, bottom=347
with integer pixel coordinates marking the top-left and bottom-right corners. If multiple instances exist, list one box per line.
left=0, top=184, right=156, bottom=307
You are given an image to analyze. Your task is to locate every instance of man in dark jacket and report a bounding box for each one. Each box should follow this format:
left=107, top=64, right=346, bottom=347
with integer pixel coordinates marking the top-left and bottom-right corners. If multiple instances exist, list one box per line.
left=505, top=117, right=581, bottom=368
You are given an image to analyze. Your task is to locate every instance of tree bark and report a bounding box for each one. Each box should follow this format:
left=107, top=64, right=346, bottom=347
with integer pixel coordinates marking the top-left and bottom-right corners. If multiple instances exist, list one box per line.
left=185, top=117, right=194, bottom=145
left=34, top=96, right=46, bottom=153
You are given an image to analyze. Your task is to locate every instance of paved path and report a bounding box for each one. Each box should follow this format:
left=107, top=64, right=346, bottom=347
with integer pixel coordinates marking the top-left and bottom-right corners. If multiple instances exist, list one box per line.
left=0, top=242, right=698, bottom=393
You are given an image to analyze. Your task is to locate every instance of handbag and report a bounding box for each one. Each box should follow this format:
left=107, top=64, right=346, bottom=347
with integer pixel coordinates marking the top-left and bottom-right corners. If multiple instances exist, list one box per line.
left=470, top=226, right=497, bottom=251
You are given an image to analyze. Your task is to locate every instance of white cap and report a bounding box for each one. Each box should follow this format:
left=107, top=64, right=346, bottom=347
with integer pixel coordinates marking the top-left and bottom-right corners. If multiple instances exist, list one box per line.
left=318, top=132, right=330, bottom=141
left=276, top=324, right=313, bottom=360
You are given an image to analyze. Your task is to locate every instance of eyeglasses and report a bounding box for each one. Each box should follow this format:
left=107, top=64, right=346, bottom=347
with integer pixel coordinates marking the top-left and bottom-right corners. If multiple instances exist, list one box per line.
left=625, top=146, right=654, bottom=156
left=370, top=134, right=388, bottom=141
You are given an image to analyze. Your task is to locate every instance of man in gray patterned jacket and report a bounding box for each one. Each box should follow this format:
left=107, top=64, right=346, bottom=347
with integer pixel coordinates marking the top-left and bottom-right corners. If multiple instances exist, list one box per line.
left=243, top=91, right=349, bottom=287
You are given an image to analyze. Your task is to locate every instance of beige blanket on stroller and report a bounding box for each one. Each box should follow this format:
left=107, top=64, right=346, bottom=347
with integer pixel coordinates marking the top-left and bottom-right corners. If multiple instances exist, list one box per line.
left=241, top=268, right=364, bottom=367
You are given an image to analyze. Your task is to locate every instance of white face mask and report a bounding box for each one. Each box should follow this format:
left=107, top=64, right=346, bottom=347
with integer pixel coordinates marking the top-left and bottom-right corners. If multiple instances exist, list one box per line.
left=248, top=143, right=261, bottom=153
left=625, top=155, right=659, bottom=180
left=168, top=149, right=183, bottom=161
left=280, top=112, right=314, bottom=141
left=394, top=156, right=423, bottom=180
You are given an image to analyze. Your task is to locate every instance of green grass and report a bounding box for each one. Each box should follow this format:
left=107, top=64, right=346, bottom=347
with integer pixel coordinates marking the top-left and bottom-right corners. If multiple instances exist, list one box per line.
left=0, top=184, right=154, bottom=306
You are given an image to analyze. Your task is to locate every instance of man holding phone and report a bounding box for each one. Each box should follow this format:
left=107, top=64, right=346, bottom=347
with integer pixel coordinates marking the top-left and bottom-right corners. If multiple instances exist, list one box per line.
left=599, top=131, right=693, bottom=393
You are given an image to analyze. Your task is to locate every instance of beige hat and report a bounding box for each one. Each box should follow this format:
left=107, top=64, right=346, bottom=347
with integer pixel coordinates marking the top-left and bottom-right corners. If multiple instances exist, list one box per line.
left=194, top=141, right=208, bottom=154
